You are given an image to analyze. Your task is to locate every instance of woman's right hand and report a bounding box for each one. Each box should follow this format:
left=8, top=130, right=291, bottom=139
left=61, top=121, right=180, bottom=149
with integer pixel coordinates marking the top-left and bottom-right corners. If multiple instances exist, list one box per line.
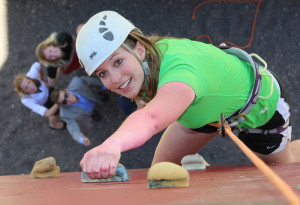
left=80, top=139, right=121, bottom=179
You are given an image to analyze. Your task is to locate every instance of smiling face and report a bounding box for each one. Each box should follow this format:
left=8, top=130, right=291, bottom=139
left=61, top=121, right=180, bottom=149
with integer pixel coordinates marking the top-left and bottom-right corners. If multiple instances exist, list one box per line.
left=20, top=78, right=37, bottom=94
left=93, top=42, right=146, bottom=98
left=43, top=45, right=63, bottom=60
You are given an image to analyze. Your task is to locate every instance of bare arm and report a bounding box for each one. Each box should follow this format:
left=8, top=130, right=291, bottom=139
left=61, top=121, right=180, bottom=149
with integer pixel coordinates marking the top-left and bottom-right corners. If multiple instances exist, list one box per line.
left=80, top=81, right=195, bottom=179
left=38, top=67, right=45, bottom=82
left=44, top=104, right=59, bottom=117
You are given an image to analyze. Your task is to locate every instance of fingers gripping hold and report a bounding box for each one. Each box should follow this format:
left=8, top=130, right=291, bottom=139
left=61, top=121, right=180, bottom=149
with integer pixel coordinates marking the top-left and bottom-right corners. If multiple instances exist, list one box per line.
left=80, top=142, right=121, bottom=179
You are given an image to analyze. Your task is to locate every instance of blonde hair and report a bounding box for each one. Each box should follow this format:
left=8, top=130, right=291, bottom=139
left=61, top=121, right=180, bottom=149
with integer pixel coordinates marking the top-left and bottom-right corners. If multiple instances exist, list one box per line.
left=124, top=30, right=168, bottom=106
left=35, top=32, right=68, bottom=67
left=14, top=74, right=40, bottom=97
left=124, top=30, right=170, bottom=106
left=50, top=88, right=61, bottom=104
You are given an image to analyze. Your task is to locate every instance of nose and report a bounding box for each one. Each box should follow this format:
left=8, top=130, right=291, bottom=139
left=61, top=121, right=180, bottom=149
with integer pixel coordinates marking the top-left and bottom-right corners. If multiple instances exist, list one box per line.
left=110, top=69, right=121, bottom=84
left=29, top=83, right=34, bottom=90
left=51, top=53, right=57, bottom=60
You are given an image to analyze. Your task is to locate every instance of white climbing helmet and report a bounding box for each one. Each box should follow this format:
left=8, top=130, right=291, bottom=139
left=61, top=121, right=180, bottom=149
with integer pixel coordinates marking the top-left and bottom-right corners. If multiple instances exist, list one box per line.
left=76, top=11, right=140, bottom=76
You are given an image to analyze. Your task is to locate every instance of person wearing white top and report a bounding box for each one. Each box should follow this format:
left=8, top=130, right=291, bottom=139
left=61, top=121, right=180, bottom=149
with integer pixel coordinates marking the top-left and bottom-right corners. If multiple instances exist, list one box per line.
left=14, top=62, right=65, bottom=129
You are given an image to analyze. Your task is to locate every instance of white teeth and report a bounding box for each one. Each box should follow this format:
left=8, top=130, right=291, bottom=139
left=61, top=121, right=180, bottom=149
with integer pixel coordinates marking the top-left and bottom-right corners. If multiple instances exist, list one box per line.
left=120, top=79, right=130, bottom=89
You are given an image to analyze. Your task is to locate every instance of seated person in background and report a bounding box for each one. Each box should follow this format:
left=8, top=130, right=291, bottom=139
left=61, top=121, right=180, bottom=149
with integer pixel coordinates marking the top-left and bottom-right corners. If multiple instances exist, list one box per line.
left=50, top=76, right=105, bottom=146
left=35, top=24, right=83, bottom=87
left=117, top=94, right=148, bottom=116
left=14, top=62, right=64, bottom=130
left=117, top=95, right=137, bottom=116
left=100, top=85, right=138, bottom=117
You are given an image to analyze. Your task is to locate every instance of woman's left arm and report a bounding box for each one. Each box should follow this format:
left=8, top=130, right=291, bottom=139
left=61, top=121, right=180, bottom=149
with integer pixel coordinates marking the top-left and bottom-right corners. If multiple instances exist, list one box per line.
left=38, top=66, right=45, bottom=82
left=80, top=81, right=195, bottom=179
left=117, top=82, right=195, bottom=150
left=44, top=103, right=60, bottom=117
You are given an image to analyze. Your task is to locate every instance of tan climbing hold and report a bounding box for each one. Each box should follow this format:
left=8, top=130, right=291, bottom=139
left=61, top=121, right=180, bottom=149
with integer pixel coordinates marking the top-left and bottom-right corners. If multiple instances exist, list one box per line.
left=29, top=157, right=60, bottom=179
left=147, top=161, right=189, bottom=189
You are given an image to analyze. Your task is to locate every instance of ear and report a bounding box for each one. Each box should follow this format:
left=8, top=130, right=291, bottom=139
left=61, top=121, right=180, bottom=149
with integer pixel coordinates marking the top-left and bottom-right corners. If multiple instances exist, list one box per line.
left=135, top=41, right=146, bottom=61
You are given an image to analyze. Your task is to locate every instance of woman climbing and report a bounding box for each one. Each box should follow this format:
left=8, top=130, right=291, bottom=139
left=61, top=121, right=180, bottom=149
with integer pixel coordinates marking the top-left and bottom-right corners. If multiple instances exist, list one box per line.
left=76, top=11, right=300, bottom=179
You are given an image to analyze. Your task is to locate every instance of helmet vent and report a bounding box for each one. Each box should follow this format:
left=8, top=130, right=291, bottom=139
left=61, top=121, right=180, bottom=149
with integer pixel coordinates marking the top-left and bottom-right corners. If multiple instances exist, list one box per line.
left=99, top=28, right=108, bottom=33
left=99, top=21, right=106, bottom=26
left=103, top=32, right=114, bottom=41
left=98, top=15, right=114, bottom=41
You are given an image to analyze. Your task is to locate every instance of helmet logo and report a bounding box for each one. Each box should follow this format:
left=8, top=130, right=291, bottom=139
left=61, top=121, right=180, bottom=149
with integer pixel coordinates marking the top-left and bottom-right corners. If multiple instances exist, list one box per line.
left=99, top=15, right=114, bottom=41
left=89, top=52, right=97, bottom=60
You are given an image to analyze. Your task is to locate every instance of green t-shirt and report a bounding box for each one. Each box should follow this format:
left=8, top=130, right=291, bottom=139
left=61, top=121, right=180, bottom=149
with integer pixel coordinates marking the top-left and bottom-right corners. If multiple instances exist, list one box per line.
left=156, top=38, right=279, bottom=129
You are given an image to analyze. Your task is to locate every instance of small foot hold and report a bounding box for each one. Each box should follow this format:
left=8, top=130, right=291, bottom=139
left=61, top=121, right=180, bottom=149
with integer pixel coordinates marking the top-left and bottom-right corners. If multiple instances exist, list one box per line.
left=181, top=153, right=206, bottom=170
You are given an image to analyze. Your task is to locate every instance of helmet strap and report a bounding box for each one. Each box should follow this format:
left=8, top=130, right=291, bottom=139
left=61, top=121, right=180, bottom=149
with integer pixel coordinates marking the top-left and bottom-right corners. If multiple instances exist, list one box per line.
left=122, top=43, right=149, bottom=98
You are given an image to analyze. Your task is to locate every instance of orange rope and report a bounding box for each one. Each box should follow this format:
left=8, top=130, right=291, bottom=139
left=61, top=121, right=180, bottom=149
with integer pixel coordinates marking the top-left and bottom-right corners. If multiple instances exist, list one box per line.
left=210, top=121, right=300, bottom=205
left=195, top=34, right=213, bottom=44
left=192, top=0, right=262, bottom=49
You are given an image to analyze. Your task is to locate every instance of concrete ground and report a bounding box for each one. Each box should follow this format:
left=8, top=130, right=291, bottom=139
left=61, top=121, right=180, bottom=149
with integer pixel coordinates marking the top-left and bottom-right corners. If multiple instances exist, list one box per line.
left=0, top=0, right=299, bottom=175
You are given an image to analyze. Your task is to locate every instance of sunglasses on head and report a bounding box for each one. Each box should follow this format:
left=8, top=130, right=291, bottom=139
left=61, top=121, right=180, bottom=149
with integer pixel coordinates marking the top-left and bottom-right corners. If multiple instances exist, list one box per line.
left=62, top=92, right=69, bottom=104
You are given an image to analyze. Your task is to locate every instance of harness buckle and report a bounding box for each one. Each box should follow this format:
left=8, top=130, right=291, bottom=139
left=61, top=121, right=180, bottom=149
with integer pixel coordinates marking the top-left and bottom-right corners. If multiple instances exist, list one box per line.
left=234, top=113, right=247, bottom=122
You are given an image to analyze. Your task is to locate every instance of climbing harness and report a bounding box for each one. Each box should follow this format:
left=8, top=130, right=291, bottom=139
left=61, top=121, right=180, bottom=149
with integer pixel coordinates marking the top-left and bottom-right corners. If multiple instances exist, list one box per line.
left=218, top=45, right=287, bottom=136
left=217, top=44, right=267, bottom=128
